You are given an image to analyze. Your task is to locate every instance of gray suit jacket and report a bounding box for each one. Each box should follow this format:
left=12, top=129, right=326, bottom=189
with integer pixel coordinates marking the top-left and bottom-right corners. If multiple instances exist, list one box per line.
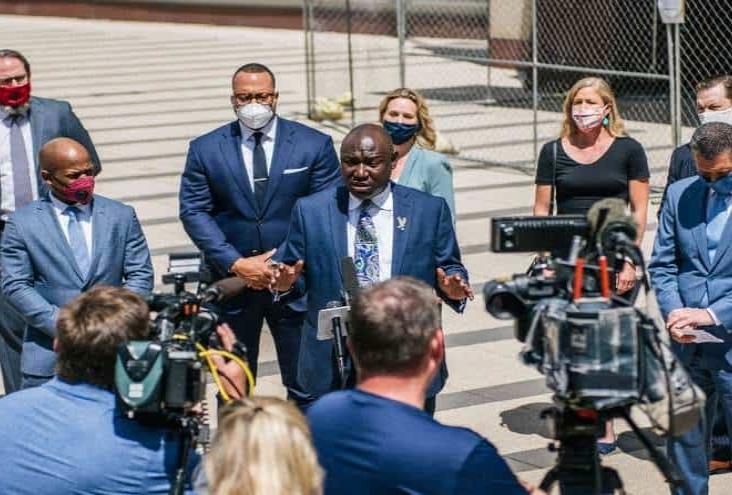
left=0, top=194, right=153, bottom=377
left=2, top=96, right=101, bottom=206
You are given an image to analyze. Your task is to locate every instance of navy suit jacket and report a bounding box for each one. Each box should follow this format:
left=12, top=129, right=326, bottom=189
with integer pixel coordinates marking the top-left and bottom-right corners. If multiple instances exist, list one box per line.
left=649, top=176, right=732, bottom=368
left=179, top=117, right=340, bottom=280
left=659, top=143, right=695, bottom=212
left=275, top=184, right=468, bottom=397
left=0, top=195, right=153, bottom=377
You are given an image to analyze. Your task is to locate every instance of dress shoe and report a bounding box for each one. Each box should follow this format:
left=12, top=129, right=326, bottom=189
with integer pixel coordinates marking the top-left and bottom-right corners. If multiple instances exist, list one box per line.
left=709, top=459, right=732, bottom=475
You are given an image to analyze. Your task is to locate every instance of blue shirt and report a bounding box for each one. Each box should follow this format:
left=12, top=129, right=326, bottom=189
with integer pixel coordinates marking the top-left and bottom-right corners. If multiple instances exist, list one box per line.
left=0, top=378, right=199, bottom=494
left=307, top=389, right=525, bottom=495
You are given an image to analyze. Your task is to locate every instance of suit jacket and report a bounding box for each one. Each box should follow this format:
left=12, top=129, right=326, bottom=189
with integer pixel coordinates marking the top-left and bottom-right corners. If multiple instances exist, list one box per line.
left=0, top=194, right=154, bottom=377
left=179, top=117, right=340, bottom=280
left=397, top=146, right=456, bottom=220
left=649, top=176, right=732, bottom=368
left=275, top=184, right=468, bottom=397
left=659, top=143, right=695, bottom=213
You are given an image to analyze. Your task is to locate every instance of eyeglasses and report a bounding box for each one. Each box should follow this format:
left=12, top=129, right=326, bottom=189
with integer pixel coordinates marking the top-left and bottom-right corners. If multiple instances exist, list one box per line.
left=234, top=92, right=276, bottom=105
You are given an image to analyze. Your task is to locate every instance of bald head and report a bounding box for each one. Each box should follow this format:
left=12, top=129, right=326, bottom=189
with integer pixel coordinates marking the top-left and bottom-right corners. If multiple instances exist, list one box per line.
left=40, top=138, right=96, bottom=204
left=39, top=138, right=90, bottom=174
left=340, top=123, right=392, bottom=157
left=340, top=124, right=396, bottom=199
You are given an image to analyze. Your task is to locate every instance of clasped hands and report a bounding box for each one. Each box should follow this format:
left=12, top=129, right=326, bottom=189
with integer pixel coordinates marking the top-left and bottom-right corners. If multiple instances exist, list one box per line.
left=666, top=307, right=715, bottom=344
left=229, top=249, right=303, bottom=292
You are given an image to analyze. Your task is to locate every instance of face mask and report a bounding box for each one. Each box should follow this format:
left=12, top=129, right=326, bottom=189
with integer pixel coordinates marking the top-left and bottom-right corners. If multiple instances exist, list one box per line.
left=572, top=105, right=606, bottom=132
left=702, top=172, right=732, bottom=195
left=698, top=107, right=732, bottom=127
left=237, top=103, right=274, bottom=130
left=56, top=176, right=95, bottom=204
left=383, top=120, right=420, bottom=145
left=0, top=81, right=31, bottom=108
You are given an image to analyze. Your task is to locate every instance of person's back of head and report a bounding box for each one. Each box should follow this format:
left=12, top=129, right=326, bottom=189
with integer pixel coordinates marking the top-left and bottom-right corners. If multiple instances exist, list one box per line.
left=205, top=397, right=323, bottom=495
left=55, top=285, right=149, bottom=389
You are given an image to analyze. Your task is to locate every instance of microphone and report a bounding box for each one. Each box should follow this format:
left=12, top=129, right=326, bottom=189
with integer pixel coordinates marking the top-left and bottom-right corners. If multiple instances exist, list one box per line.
left=202, top=277, right=248, bottom=303
left=326, top=300, right=349, bottom=388
left=586, top=198, right=637, bottom=252
left=340, top=256, right=360, bottom=304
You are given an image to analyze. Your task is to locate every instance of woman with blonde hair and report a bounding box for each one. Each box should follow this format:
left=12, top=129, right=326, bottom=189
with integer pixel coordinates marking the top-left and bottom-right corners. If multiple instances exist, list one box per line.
left=378, top=87, right=456, bottom=219
left=532, top=76, right=650, bottom=454
left=203, top=397, right=323, bottom=495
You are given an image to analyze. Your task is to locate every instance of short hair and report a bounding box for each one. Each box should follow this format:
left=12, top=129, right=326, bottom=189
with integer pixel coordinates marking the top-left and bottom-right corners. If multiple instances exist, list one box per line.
left=690, top=122, right=732, bottom=161
left=378, top=87, right=437, bottom=150
left=349, top=277, right=441, bottom=375
left=55, top=286, right=150, bottom=389
left=560, top=77, right=627, bottom=138
left=232, top=63, right=276, bottom=89
left=205, top=397, right=323, bottom=495
left=696, top=75, right=732, bottom=101
left=341, top=123, right=394, bottom=162
left=0, top=49, right=31, bottom=77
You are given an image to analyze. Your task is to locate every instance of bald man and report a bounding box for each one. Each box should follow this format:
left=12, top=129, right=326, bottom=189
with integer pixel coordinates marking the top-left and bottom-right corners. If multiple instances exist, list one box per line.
left=0, top=138, right=152, bottom=389
left=273, top=124, right=471, bottom=412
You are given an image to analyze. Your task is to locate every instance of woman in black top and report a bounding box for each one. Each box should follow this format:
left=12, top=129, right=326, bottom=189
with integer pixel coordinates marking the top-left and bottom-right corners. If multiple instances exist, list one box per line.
left=532, top=77, right=650, bottom=455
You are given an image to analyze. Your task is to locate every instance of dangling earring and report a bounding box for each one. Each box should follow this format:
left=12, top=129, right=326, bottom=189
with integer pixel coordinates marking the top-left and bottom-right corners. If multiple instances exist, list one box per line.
left=602, top=116, right=609, bottom=126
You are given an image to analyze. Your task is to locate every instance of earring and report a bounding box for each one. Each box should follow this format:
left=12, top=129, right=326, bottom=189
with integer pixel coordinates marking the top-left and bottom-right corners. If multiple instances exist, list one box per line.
left=602, top=116, right=609, bottom=126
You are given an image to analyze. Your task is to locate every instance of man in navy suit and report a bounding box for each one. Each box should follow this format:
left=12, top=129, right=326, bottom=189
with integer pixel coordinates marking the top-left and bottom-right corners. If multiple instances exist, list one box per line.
left=650, top=122, right=732, bottom=495
left=1, top=138, right=152, bottom=389
left=273, top=124, right=472, bottom=413
left=179, top=63, right=340, bottom=405
left=0, top=49, right=100, bottom=394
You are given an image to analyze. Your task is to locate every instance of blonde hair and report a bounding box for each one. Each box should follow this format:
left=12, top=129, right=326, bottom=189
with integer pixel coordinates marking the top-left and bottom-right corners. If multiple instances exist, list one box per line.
left=560, top=77, right=627, bottom=138
left=205, top=397, right=323, bottom=495
left=378, top=87, right=437, bottom=150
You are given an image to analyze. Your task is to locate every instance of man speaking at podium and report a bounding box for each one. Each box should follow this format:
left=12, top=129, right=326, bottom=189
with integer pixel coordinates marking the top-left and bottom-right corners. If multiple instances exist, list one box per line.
left=273, top=124, right=472, bottom=413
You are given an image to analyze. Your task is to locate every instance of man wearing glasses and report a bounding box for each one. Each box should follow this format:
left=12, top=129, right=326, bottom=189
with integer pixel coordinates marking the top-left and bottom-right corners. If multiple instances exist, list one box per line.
left=179, top=63, right=340, bottom=408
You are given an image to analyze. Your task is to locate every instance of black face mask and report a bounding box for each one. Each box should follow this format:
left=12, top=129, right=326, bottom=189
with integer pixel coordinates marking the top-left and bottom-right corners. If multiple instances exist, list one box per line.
left=383, top=121, right=420, bottom=145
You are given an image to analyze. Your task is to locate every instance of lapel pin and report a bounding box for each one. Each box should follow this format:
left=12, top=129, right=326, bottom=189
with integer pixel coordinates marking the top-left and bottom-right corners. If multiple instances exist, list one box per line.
left=397, top=216, right=408, bottom=231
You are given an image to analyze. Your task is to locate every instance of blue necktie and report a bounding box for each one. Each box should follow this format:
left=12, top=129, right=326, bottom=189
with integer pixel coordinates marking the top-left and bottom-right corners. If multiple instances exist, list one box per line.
left=354, top=200, right=380, bottom=287
left=251, top=131, right=268, bottom=208
left=64, top=206, right=90, bottom=278
left=707, top=191, right=729, bottom=262
left=5, top=115, right=33, bottom=209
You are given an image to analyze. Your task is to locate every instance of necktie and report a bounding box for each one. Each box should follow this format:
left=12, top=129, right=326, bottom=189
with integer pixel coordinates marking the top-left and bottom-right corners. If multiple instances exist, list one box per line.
left=354, top=200, right=380, bottom=287
left=707, top=190, right=729, bottom=262
left=64, top=206, right=90, bottom=278
left=252, top=132, right=268, bottom=208
left=5, top=115, right=33, bottom=209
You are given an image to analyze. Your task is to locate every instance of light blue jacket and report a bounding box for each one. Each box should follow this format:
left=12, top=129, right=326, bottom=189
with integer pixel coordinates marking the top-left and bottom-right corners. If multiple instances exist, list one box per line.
left=397, top=147, right=456, bottom=220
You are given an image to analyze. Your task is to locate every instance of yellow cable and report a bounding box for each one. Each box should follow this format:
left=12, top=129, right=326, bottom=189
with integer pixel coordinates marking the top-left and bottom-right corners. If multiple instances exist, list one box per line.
left=196, top=342, right=231, bottom=402
left=202, top=349, right=255, bottom=396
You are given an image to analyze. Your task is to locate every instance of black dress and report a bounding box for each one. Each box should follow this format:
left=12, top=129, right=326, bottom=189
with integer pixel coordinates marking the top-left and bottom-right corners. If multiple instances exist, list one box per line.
left=535, top=137, right=650, bottom=215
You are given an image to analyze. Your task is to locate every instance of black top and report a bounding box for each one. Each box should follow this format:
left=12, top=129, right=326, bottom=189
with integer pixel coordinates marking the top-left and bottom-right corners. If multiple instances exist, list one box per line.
left=535, top=137, right=650, bottom=215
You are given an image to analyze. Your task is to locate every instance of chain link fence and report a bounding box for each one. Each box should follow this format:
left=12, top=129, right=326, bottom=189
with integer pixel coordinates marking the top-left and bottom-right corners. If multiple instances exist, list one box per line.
left=303, top=1, right=729, bottom=187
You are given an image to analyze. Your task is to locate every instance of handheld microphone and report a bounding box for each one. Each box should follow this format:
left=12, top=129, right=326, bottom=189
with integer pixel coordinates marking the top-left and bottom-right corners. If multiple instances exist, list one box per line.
left=202, top=277, right=248, bottom=303
left=326, top=300, right=349, bottom=388
left=340, top=256, right=360, bottom=304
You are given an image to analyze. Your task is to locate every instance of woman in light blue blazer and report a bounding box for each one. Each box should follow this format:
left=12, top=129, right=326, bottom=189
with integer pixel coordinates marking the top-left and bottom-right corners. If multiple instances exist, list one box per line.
left=378, top=88, right=456, bottom=220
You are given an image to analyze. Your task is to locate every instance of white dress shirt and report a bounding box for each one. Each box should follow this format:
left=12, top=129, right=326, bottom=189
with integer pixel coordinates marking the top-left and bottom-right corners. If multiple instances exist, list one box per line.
left=0, top=110, right=38, bottom=220
left=50, top=194, right=93, bottom=256
left=347, top=185, right=394, bottom=281
left=704, top=189, right=732, bottom=325
left=238, top=116, right=277, bottom=192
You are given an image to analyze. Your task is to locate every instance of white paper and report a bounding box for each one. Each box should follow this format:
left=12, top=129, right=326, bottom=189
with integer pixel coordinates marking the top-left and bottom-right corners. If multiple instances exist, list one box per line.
left=676, top=327, right=724, bottom=344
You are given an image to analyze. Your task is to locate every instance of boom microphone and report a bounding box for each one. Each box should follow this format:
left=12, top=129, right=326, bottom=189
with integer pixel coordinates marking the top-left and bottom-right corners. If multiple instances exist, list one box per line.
left=586, top=198, right=637, bottom=251
left=202, top=277, right=248, bottom=303
left=340, top=257, right=360, bottom=304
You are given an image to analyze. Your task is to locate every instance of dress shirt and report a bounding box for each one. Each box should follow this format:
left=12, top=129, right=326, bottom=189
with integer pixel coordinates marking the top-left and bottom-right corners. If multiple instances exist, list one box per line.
left=703, top=189, right=732, bottom=325
left=50, top=193, right=93, bottom=255
left=347, top=185, right=393, bottom=281
left=0, top=109, right=38, bottom=220
left=239, top=116, right=277, bottom=192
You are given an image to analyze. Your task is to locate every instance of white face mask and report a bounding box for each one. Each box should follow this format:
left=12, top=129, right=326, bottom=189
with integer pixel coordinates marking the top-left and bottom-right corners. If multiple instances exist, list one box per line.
left=572, top=105, right=607, bottom=132
left=698, top=107, right=732, bottom=126
left=237, top=102, right=274, bottom=130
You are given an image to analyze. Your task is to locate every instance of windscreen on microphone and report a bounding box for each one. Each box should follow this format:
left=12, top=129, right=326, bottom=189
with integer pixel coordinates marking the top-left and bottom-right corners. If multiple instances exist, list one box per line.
left=340, top=257, right=360, bottom=303
left=586, top=198, right=637, bottom=247
left=204, top=277, right=248, bottom=303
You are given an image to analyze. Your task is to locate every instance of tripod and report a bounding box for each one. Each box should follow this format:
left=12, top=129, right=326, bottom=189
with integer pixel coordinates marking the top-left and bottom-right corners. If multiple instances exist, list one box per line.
left=538, top=406, right=687, bottom=495
left=169, top=415, right=200, bottom=495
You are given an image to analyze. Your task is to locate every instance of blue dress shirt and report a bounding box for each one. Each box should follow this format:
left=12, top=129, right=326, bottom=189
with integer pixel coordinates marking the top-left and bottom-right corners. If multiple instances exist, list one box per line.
left=307, top=389, right=525, bottom=495
left=0, top=378, right=199, bottom=494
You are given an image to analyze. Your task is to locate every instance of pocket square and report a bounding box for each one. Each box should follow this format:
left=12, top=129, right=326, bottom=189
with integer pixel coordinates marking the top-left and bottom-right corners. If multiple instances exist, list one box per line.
left=283, top=166, right=309, bottom=175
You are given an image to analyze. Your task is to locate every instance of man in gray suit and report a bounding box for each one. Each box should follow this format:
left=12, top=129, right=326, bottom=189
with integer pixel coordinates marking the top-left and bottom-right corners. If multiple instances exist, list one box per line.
left=0, top=49, right=100, bottom=393
left=1, top=138, right=151, bottom=388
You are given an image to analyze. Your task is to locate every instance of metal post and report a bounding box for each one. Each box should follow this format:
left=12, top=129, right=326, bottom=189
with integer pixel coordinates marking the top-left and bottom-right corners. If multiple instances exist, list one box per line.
left=302, top=0, right=315, bottom=119
left=485, top=0, right=491, bottom=99
left=666, top=23, right=677, bottom=147
left=345, top=0, right=356, bottom=127
left=396, top=0, right=406, bottom=88
left=674, top=22, right=682, bottom=146
left=531, top=0, right=539, bottom=164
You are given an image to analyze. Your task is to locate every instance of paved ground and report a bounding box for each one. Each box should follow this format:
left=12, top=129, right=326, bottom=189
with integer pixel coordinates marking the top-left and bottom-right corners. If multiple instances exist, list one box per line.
left=1, top=14, right=729, bottom=494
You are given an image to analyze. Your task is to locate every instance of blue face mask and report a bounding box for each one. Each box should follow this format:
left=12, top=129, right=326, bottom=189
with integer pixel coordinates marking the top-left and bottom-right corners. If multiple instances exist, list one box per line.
left=383, top=120, right=420, bottom=145
left=702, top=172, right=732, bottom=195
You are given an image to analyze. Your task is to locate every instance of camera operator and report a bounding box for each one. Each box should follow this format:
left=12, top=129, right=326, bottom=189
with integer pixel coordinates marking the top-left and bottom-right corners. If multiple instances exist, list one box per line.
left=0, top=286, right=246, bottom=494
left=650, top=122, right=732, bottom=495
left=306, top=277, right=543, bottom=495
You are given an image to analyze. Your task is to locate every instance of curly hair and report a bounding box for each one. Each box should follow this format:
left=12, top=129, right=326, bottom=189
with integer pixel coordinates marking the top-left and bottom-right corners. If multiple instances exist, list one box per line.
left=378, top=87, right=437, bottom=150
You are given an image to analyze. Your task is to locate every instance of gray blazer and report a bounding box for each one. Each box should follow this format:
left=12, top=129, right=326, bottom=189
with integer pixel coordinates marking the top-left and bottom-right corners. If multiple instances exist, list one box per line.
left=396, top=147, right=455, bottom=220
left=0, top=194, right=153, bottom=377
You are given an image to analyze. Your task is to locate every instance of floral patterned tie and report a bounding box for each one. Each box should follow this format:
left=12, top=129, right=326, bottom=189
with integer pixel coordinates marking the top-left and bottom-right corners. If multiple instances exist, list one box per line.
left=354, top=199, right=380, bottom=287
